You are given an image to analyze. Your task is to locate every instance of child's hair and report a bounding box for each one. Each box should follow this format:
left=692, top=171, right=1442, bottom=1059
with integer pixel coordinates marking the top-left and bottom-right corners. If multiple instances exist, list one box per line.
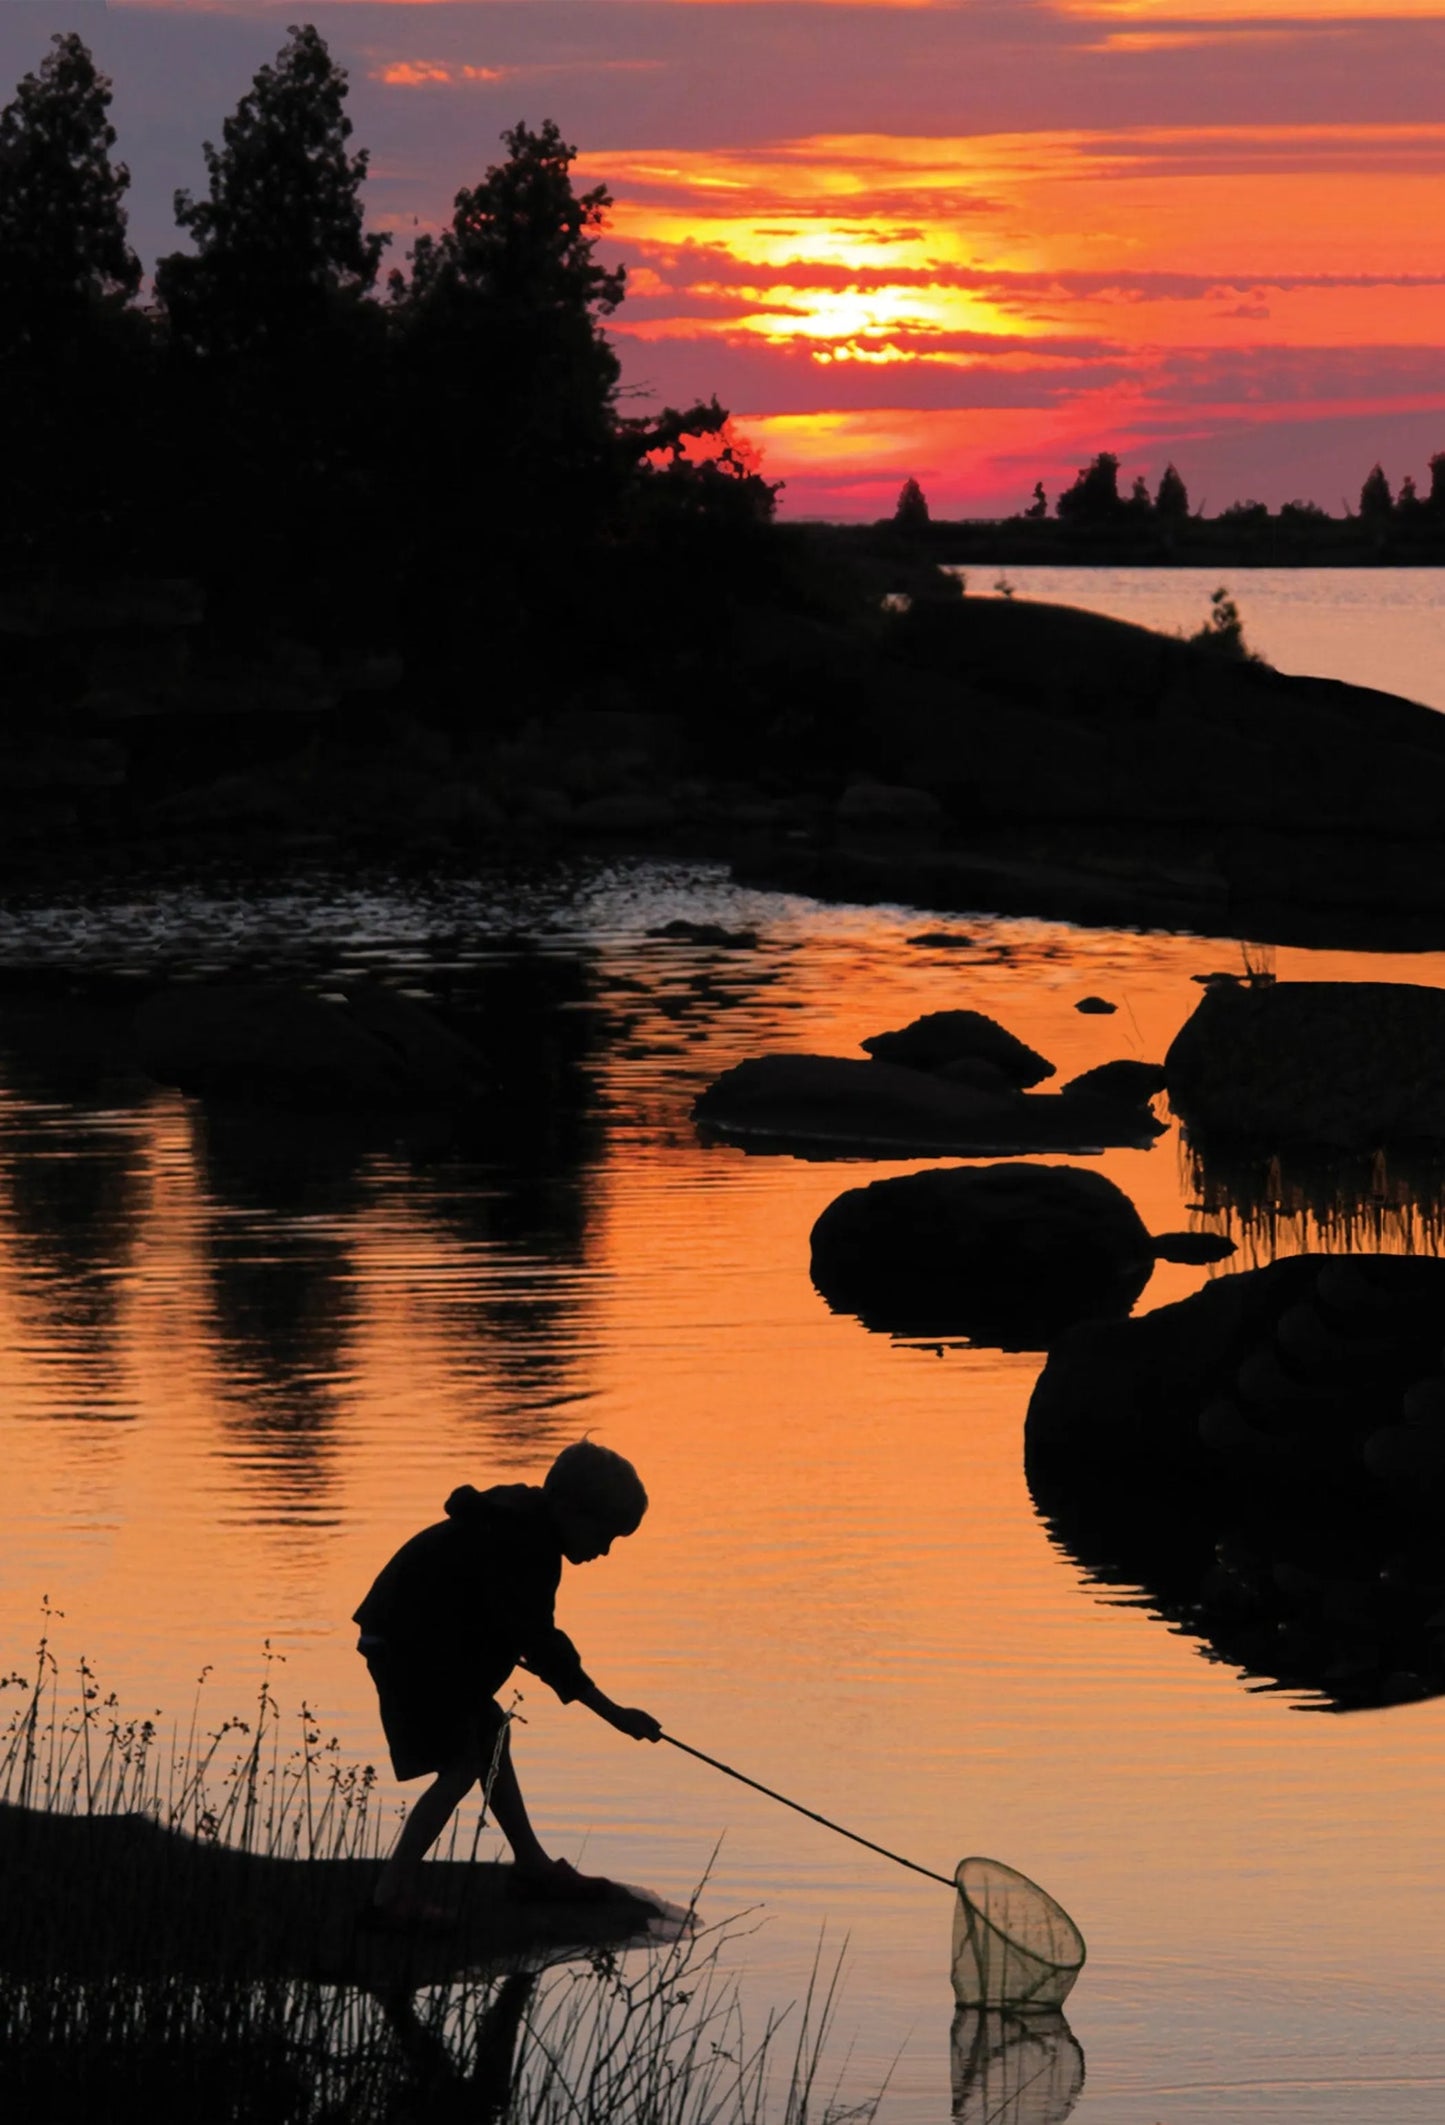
left=544, top=1440, right=648, bottom=1535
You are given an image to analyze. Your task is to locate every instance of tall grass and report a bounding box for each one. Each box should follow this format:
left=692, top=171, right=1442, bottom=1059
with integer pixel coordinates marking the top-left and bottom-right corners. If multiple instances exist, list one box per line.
left=0, top=1620, right=878, bottom=2125
left=1, top=1608, right=381, bottom=1859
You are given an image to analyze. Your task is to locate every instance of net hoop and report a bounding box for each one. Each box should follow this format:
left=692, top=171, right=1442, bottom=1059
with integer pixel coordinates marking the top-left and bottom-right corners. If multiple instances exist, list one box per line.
left=952, top=1855, right=1086, bottom=2013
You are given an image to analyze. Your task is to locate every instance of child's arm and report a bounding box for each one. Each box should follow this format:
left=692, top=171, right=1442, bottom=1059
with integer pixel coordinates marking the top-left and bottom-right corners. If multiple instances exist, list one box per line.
left=572, top=1679, right=661, bottom=1742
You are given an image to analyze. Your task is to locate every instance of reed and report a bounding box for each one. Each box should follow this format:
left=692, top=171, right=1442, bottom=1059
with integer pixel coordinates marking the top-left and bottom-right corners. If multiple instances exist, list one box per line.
left=1180, top=1135, right=1445, bottom=1265
left=0, top=1621, right=876, bottom=2125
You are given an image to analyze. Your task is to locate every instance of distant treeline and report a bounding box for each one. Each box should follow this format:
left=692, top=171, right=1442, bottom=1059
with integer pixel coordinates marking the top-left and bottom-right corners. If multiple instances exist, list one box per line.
left=0, top=26, right=781, bottom=691
left=884, top=456, right=1445, bottom=566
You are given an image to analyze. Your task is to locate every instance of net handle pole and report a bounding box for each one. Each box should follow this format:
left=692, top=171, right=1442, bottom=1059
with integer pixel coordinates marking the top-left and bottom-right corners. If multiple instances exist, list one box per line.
left=660, top=1732, right=955, bottom=1891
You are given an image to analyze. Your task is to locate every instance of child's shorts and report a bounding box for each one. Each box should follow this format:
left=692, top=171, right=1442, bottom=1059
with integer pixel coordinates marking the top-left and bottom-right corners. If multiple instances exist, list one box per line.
left=360, top=1638, right=508, bottom=1782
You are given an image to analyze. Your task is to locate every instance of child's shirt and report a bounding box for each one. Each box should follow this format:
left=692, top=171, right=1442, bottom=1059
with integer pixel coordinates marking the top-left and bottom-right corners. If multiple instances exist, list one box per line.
left=353, top=1482, right=590, bottom=1702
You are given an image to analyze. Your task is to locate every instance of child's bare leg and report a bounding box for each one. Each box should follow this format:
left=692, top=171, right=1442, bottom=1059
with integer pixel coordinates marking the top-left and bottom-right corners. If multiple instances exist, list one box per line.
left=482, top=1725, right=553, bottom=1875
left=374, top=1761, right=476, bottom=1912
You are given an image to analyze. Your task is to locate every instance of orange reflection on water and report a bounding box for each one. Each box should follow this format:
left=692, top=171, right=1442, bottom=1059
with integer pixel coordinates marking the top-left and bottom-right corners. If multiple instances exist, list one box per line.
left=4, top=908, right=1445, bottom=2114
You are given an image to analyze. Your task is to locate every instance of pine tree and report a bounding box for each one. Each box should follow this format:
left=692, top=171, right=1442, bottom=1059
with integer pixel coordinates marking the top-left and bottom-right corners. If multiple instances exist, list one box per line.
left=894, top=476, right=930, bottom=532
left=1359, top=462, right=1394, bottom=523
left=156, top=23, right=386, bottom=356
left=1429, top=454, right=1445, bottom=513
left=0, top=31, right=139, bottom=360
left=1155, top=463, right=1190, bottom=521
left=397, top=119, right=624, bottom=325
left=389, top=120, right=627, bottom=537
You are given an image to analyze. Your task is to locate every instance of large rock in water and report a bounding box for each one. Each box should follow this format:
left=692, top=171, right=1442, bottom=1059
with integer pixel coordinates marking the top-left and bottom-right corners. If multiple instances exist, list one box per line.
left=693, top=1053, right=1163, bottom=1158
left=1166, top=979, right=1445, bottom=1148
left=861, top=1010, right=1055, bottom=1086
left=809, top=1162, right=1230, bottom=1347
left=1025, top=1255, right=1445, bottom=1708
left=134, top=982, right=487, bottom=1112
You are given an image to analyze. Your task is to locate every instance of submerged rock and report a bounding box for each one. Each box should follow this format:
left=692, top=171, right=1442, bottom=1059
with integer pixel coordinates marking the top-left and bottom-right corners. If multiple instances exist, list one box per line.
left=645, top=919, right=759, bottom=949
left=1166, top=979, right=1445, bottom=1148
left=809, top=1162, right=1231, bottom=1347
left=693, top=1052, right=1163, bottom=1158
left=1026, top=1255, right=1445, bottom=1709
left=861, top=1009, right=1055, bottom=1085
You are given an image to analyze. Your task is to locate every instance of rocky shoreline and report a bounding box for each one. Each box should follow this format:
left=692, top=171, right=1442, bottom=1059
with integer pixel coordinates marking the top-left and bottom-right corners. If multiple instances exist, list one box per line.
left=6, top=572, right=1445, bottom=950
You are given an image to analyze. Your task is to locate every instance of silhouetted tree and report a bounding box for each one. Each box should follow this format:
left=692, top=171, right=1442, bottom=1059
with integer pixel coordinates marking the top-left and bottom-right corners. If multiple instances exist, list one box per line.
left=384, top=120, right=634, bottom=676
left=156, top=24, right=386, bottom=357
left=1056, top=451, right=1121, bottom=524
left=1278, top=498, right=1327, bottom=527
left=149, top=26, right=390, bottom=636
left=1187, top=587, right=1259, bottom=663
left=0, top=31, right=149, bottom=575
left=0, top=31, right=139, bottom=360
left=1155, top=463, right=1189, bottom=521
left=626, top=398, right=778, bottom=526
left=1126, top=473, right=1153, bottom=516
left=389, top=119, right=624, bottom=513
left=1023, top=480, right=1048, bottom=520
left=1220, top=498, right=1269, bottom=526
left=1428, top=453, right=1445, bottom=513
left=1359, top=462, right=1393, bottom=524
left=1397, top=472, right=1422, bottom=521
left=894, top=477, right=930, bottom=532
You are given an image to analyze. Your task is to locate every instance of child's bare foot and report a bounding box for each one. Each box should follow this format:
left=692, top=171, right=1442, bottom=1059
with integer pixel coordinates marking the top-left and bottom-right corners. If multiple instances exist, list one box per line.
left=509, top=1856, right=633, bottom=1904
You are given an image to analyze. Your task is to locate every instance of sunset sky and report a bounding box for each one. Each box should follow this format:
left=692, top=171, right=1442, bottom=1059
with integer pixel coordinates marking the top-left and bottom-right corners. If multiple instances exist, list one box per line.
left=11, top=0, right=1445, bottom=516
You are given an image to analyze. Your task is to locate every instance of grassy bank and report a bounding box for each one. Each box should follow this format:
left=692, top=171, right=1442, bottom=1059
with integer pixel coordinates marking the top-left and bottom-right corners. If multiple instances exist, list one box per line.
left=0, top=1624, right=871, bottom=2125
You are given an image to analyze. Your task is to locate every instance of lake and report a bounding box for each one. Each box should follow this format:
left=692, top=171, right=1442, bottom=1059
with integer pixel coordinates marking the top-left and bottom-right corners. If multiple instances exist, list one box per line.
left=957, top=565, right=1445, bottom=713
left=2, top=850, right=1444, bottom=2123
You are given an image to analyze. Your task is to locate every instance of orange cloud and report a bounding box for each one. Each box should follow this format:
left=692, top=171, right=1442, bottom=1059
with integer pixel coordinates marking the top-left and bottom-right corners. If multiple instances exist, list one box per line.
left=373, top=61, right=504, bottom=87
left=1055, top=0, right=1445, bottom=15
left=1086, top=27, right=1340, bottom=47
left=588, top=123, right=1445, bottom=513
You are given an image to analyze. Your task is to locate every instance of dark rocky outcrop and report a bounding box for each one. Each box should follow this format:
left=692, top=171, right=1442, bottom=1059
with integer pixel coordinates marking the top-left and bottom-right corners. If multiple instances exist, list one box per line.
left=1058, top=1059, right=1166, bottom=1107
left=134, top=981, right=487, bottom=1113
left=861, top=1009, right=1055, bottom=1085
left=809, top=1162, right=1231, bottom=1346
left=13, top=573, right=1445, bottom=953
left=1166, top=979, right=1445, bottom=1149
left=1025, top=1255, right=1445, bottom=1708
left=0, top=1803, right=682, bottom=1986
left=693, top=1053, right=1165, bottom=1158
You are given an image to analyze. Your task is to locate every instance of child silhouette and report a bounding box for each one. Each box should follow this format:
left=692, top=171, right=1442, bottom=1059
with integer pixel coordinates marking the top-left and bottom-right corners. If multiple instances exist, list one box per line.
left=355, top=1440, right=660, bottom=1923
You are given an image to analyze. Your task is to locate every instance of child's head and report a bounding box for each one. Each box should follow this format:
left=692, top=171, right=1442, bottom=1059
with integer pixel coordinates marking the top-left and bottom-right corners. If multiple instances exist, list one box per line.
left=545, top=1441, right=647, bottom=1562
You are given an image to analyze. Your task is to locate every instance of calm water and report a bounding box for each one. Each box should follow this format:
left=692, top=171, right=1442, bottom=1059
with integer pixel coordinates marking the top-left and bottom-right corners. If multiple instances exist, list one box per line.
left=962, top=565, right=1445, bottom=712
left=3, top=860, right=1445, bottom=2124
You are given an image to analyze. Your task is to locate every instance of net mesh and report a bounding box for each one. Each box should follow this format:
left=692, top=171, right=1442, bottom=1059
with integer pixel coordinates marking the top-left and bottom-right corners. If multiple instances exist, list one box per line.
left=951, top=1858, right=1086, bottom=2012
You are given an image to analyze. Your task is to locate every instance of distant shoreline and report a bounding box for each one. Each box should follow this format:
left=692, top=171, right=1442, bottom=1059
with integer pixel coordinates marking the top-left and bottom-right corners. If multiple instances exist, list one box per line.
left=823, top=521, right=1445, bottom=568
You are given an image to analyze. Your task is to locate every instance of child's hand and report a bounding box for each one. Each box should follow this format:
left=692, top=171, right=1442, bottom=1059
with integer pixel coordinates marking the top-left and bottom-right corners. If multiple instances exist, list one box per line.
left=610, top=1705, right=662, bottom=1743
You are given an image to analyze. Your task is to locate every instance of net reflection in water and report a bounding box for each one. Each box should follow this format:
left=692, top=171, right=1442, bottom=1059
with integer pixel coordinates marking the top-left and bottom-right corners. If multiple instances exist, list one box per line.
left=950, top=2007, right=1084, bottom=2125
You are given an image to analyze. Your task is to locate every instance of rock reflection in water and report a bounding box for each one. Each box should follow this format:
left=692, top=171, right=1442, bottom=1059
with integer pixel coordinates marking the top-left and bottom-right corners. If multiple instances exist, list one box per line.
left=1027, top=1257, right=1445, bottom=1708
left=950, top=2009, right=1084, bottom=2125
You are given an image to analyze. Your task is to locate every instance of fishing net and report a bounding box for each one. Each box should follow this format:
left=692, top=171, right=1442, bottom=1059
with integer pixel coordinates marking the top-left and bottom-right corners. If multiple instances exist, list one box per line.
left=950, top=2008, right=1085, bottom=2125
left=951, top=1858, right=1086, bottom=2013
